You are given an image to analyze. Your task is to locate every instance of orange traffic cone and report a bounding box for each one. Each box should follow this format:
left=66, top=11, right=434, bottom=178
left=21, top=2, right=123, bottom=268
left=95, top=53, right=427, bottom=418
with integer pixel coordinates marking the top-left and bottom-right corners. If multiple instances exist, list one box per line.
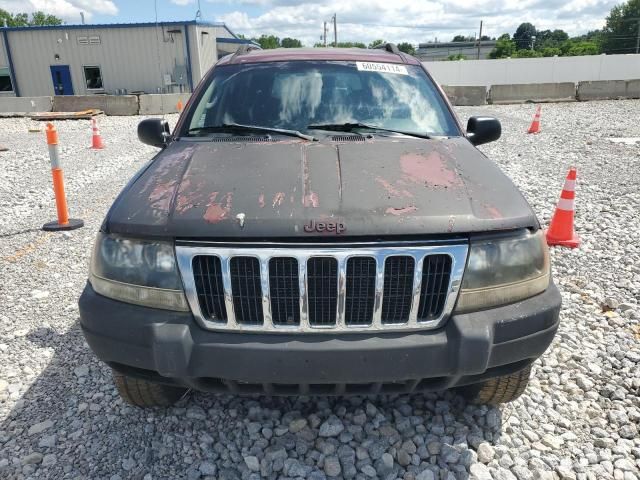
left=527, top=105, right=541, bottom=134
left=91, top=117, right=104, bottom=149
left=545, top=167, right=580, bottom=248
left=177, top=100, right=184, bottom=112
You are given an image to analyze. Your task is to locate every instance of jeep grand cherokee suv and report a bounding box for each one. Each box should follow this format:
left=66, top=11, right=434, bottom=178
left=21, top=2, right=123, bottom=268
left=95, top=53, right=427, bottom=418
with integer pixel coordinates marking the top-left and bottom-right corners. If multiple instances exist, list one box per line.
left=79, top=45, right=561, bottom=407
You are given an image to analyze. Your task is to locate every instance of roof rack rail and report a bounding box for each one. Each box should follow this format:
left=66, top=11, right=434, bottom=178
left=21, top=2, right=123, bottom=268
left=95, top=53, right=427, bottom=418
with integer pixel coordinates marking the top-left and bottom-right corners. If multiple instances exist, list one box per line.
left=231, top=43, right=261, bottom=60
left=372, top=42, right=401, bottom=54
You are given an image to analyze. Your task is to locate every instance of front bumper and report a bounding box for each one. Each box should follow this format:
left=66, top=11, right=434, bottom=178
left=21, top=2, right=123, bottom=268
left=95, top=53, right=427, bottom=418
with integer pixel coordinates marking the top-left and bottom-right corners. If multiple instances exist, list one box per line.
left=79, top=282, right=561, bottom=395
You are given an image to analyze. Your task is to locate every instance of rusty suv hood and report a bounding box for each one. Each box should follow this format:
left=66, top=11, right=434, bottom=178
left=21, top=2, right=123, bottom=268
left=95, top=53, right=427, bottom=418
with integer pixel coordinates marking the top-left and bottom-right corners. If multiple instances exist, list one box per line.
left=106, top=136, right=538, bottom=239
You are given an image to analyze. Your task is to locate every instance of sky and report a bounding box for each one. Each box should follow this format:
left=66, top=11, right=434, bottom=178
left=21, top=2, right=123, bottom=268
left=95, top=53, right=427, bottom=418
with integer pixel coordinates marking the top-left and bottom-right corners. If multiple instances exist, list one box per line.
left=0, top=0, right=618, bottom=45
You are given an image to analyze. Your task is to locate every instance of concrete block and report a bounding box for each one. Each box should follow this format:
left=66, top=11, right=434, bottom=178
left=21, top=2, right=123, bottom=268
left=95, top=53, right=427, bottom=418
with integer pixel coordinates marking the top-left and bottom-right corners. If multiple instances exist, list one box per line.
left=442, top=85, right=487, bottom=106
left=52, top=95, right=139, bottom=115
left=139, top=93, right=192, bottom=115
left=0, top=96, right=52, bottom=113
left=577, top=79, right=640, bottom=101
left=489, top=83, right=576, bottom=104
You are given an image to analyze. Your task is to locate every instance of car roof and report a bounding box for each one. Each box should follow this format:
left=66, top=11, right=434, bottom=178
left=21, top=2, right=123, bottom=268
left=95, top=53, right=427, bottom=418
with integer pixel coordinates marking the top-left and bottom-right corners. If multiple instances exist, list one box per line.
left=217, top=47, right=421, bottom=66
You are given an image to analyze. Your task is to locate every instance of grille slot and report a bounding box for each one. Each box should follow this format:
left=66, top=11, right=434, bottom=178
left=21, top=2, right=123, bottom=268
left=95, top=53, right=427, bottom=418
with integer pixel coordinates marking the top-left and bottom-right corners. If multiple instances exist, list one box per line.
left=181, top=244, right=465, bottom=333
left=269, top=257, right=300, bottom=326
left=230, top=257, right=263, bottom=325
left=381, top=256, right=415, bottom=324
left=345, top=257, right=376, bottom=325
left=192, top=256, right=227, bottom=322
left=331, top=135, right=366, bottom=142
left=307, top=257, right=338, bottom=326
left=418, top=255, right=452, bottom=320
left=211, top=136, right=275, bottom=143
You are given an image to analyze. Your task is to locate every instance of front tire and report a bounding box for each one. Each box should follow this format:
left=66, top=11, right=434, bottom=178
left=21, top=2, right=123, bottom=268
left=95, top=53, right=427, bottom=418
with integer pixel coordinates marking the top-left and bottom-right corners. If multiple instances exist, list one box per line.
left=459, top=365, right=532, bottom=405
left=113, top=371, right=189, bottom=407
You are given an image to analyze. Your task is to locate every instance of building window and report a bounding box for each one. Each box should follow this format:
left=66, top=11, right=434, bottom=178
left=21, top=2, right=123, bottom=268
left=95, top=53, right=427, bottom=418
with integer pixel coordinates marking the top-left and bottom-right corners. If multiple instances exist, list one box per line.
left=84, top=66, right=103, bottom=90
left=0, top=67, right=13, bottom=92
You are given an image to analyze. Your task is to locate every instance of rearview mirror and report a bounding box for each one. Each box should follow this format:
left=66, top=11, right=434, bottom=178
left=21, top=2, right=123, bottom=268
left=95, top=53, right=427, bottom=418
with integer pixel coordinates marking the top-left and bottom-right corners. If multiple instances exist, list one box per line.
left=138, top=118, right=171, bottom=148
left=466, top=116, right=501, bottom=146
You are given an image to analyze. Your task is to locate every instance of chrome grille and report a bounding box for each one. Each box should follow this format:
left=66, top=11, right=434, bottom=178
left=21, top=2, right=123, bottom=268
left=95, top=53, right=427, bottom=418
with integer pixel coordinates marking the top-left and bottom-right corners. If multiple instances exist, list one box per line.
left=193, top=256, right=227, bottom=322
left=230, top=257, right=263, bottom=325
left=178, top=243, right=468, bottom=333
left=269, top=257, right=300, bottom=326
left=382, top=256, right=415, bottom=324
left=418, top=255, right=452, bottom=320
left=345, top=257, right=376, bottom=325
left=307, top=257, right=338, bottom=326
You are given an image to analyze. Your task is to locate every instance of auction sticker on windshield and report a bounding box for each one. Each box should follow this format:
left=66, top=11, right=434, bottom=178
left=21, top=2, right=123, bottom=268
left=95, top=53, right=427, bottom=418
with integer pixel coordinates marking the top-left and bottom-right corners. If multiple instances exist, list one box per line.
left=356, top=62, right=408, bottom=75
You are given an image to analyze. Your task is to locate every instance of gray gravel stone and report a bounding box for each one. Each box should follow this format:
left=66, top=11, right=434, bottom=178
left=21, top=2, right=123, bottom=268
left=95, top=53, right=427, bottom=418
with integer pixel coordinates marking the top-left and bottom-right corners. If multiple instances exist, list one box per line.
left=323, top=455, right=341, bottom=477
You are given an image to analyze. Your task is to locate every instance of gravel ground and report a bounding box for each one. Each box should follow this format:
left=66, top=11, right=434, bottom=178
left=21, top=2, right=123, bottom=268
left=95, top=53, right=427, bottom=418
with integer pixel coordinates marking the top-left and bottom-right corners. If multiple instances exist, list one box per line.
left=0, top=101, right=639, bottom=480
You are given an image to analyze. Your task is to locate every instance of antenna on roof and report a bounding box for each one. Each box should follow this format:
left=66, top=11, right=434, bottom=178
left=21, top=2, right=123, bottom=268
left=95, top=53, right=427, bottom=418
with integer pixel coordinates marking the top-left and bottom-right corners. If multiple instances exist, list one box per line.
left=195, top=0, right=202, bottom=21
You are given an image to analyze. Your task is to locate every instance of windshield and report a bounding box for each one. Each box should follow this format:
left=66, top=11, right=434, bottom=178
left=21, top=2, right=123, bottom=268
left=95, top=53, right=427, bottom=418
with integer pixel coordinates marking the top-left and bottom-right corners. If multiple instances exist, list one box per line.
left=183, top=61, right=459, bottom=137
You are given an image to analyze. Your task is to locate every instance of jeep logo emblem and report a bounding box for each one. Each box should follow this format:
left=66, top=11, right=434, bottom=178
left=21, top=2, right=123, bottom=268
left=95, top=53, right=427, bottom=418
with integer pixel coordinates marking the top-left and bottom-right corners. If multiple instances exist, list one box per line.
left=304, top=219, right=346, bottom=234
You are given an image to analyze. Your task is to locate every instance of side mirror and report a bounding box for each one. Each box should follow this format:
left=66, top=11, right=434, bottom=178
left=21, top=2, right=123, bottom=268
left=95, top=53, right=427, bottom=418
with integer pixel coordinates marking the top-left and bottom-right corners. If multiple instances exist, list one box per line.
left=138, top=118, right=170, bottom=148
left=466, top=116, right=501, bottom=146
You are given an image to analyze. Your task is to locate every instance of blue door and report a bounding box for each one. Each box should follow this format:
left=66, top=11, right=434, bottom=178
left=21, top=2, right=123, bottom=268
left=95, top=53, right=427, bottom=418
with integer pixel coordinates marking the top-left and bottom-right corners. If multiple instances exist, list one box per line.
left=50, top=65, right=74, bottom=95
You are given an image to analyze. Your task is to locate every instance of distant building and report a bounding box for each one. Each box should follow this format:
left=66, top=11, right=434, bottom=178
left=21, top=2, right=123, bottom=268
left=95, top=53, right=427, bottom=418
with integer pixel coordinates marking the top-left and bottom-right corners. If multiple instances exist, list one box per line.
left=0, top=20, right=256, bottom=97
left=415, top=41, right=497, bottom=61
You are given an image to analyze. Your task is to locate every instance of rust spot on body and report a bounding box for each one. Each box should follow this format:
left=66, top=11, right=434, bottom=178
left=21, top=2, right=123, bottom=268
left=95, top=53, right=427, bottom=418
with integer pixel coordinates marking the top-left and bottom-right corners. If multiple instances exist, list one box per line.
left=148, top=181, right=178, bottom=212
left=272, top=192, right=285, bottom=208
left=304, top=191, right=319, bottom=208
left=386, top=206, right=417, bottom=216
left=400, top=152, right=461, bottom=187
left=375, top=177, right=413, bottom=199
left=204, top=192, right=232, bottom=224
left=484, top=205, right=502, bottom=219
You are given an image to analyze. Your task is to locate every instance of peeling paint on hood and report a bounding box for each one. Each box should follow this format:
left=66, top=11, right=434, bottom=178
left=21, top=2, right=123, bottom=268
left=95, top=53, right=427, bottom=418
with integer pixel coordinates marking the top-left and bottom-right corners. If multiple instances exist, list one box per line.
left=106, top=137, right=538, bottom=239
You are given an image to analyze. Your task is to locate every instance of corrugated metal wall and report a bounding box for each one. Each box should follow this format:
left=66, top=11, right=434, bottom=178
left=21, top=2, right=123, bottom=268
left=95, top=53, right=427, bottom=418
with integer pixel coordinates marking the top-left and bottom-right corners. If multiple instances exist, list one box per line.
left=6, top=25, right=196, bottom=96
left=197, top=26, right=217, bottom=78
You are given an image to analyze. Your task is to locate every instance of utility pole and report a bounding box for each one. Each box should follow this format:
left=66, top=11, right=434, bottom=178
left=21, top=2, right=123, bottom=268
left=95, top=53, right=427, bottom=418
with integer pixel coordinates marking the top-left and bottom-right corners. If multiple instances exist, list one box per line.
left=636, top=17, right=640, bottom=54
left=477, top=20, right=483, bottom=59
left=333, top=14, right=337, bottom=47
left=323, top=21, right=327, bottom=47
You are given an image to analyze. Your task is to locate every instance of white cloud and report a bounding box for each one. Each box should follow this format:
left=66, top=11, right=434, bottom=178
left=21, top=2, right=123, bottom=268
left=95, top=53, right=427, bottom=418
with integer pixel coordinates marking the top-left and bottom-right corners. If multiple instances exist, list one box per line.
left=170, top=0, right=196, bottom=5
left=0, top=0, right=118, bottom=22
left=213, top=0, right=615, bottom=46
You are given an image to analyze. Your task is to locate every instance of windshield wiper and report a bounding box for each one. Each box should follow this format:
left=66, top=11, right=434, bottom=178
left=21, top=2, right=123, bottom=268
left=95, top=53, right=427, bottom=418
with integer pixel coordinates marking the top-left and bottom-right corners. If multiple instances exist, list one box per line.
left=307, top=122, right=430, bottom=139
left=186, top=123, right=317, bottom=141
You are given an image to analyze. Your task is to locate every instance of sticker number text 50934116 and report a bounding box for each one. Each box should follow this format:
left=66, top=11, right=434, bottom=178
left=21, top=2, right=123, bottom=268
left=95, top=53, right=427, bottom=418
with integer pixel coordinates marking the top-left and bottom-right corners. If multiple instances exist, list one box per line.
left=356, top=62, right=409, bottom=75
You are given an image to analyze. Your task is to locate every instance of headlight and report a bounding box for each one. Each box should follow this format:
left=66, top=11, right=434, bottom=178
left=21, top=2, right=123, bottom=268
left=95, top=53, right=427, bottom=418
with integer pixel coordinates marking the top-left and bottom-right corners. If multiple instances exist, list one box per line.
left=89, top=233, right=188, bottom=311
left=454, top=229, right=550, bottom=313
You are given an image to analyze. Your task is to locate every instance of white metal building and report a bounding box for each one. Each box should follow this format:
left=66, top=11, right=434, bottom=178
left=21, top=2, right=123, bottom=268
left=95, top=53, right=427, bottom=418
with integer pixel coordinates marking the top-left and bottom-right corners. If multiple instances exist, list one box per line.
left=0, top=21, right=254, bottom=97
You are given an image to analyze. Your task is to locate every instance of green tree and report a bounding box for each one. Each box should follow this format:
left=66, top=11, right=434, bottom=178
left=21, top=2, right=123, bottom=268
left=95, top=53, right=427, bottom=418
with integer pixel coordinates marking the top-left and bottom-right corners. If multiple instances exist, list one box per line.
left=488, top=34, right=516, bottom=58
left=534, top=29, right=569, bottom=50
left=513, top=22, right=537, bottom=49
left=512, top=49, right=542, bottom=58
left=0, top=8, right=62, bottom=26
left=368, top=39, right=385, bottom=49
left=452, top=35, right=475, bottom=42
left=254, top=34, right=280, bottom=49
left=337, top=41, right=366, bottom=48
left=397, top=42, right=415, bottom=55
left=561, top=40, right=600, bottom=56
left=601, top=0, right=640, bottom=54
left=444, top=53, right=466, bottom=60
left=540, top=46, right=562, bottom=57
left=281, top=37, right=302, bottom=48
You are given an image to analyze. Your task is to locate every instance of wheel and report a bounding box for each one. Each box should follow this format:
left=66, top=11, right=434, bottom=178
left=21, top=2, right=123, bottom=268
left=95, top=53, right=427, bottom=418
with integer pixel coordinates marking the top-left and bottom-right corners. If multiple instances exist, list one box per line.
left=458, top=365, right=532, bottom=405
left=112, top=370, right=189, bottom=407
